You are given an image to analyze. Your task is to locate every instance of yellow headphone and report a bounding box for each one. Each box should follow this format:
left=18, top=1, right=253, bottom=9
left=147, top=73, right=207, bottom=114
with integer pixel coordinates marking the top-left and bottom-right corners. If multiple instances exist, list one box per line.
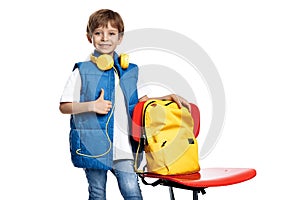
left=90, top=53, right=129, bottom=71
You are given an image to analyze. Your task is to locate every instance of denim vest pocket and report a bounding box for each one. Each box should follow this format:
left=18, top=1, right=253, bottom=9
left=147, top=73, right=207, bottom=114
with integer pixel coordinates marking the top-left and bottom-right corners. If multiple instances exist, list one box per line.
left=70, top=129, right=112, bottom=157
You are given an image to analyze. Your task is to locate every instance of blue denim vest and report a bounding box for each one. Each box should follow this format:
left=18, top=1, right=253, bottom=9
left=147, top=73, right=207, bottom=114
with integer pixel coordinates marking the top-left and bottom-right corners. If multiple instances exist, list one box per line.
left=69, top=51, right=139, bottom=170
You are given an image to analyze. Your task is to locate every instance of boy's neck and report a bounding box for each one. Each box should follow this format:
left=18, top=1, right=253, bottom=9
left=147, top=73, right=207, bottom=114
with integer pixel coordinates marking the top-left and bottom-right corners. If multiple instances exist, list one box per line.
left=94, top=50, right=115, bottom=58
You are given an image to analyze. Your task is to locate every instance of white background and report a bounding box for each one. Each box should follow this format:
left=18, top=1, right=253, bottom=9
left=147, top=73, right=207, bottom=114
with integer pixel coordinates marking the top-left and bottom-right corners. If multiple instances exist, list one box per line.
left=1, top=0, right=299, bottom=199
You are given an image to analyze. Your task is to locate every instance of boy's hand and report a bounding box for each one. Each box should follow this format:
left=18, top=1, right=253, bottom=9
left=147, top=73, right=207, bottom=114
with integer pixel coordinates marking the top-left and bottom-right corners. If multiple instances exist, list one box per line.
left=92, top=89, right=112, bottom=114
left=169, top=94, right=191, bottom=112
left=141, top=94, right=192, bottom=112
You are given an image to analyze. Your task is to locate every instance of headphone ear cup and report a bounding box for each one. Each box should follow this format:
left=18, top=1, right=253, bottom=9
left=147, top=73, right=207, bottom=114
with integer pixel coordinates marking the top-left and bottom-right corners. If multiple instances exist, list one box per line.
left=90, top=54, right=114, bottom=71
left=119, top=53, right=129, bottom=69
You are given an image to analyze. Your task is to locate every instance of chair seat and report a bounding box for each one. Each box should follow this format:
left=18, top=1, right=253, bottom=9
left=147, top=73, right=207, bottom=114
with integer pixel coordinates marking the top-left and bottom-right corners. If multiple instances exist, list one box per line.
left=140, top=168, right=256, bottom=188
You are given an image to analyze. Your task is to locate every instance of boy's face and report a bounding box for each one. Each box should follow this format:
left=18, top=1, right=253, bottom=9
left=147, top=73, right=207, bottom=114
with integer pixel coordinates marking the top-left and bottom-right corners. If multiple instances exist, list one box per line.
left=88, top=22, right=123, bottom=56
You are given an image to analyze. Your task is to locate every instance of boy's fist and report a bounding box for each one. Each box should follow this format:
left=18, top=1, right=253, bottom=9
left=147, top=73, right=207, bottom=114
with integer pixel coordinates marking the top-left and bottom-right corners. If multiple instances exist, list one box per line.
left=93, top=89, right=113, bottom=114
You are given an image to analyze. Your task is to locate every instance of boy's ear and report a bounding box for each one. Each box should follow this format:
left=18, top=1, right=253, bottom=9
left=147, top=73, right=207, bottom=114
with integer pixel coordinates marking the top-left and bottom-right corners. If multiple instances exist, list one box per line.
left=86, top=33, right=92, bottom=43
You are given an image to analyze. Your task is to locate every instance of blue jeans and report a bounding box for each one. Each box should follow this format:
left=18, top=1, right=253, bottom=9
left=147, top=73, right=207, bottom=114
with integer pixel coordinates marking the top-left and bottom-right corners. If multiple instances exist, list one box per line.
left=84, top=159, right=143, bottom=200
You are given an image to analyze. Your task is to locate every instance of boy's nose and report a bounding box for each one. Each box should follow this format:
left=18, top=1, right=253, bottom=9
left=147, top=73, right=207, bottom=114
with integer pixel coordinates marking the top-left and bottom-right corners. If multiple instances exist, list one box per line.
left=101, top=32, right=109, bottom=41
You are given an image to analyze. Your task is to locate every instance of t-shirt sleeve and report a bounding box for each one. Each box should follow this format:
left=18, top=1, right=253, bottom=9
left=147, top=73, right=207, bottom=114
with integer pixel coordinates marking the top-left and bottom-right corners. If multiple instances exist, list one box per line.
left=60, top=68, right=81, bottom=103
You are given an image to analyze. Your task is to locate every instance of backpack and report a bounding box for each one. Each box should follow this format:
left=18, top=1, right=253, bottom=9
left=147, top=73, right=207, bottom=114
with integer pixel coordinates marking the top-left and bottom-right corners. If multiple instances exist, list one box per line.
left=135, top=99, right=200, bottom=175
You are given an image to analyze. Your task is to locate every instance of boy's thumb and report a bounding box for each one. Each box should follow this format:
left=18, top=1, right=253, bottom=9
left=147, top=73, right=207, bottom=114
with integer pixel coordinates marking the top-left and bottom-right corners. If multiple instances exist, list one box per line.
left=99, top=89, right=104, bottom=99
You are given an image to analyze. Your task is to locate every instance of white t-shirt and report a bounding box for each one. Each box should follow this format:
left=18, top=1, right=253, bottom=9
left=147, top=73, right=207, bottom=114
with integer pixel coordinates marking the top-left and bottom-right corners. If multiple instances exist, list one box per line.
left=60, top=68, right=150, bottom=160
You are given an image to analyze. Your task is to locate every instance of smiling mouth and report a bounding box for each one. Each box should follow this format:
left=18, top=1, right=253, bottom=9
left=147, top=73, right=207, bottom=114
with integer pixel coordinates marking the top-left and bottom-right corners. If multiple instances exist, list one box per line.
left=99, top=44, right=111, bottom=48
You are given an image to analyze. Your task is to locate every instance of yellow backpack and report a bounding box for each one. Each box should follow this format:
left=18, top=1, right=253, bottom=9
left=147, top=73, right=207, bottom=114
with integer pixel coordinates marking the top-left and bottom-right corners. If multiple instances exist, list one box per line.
left=139, top=99, right=200, bottom=175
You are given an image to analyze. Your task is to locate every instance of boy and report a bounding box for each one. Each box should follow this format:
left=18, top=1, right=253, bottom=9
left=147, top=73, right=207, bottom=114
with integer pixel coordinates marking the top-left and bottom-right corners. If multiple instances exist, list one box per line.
left=59, top=9, right=190, bottom=200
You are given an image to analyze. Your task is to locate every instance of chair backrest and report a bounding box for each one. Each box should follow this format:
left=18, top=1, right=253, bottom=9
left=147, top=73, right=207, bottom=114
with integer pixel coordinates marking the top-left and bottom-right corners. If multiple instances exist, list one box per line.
left=190, top=103, right=200, bottom=138
left=132, top=101, right=200, bottom=142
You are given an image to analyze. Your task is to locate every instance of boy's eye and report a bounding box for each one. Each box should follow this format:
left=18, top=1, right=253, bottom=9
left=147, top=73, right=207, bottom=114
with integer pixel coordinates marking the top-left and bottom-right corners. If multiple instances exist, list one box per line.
left=93, top=31, right=118, bottom=37
left=94, top=32, right=102, bottom=35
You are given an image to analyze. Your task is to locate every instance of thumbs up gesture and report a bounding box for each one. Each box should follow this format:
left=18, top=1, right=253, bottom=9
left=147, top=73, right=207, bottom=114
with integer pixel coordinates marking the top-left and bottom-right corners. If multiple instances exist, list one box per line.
left=92, top=89, right=113, bottom=114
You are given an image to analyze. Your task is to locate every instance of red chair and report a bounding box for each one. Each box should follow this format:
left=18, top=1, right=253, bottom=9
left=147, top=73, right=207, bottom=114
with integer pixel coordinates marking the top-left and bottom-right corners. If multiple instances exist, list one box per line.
left=132, top=101, right=256, bottom=200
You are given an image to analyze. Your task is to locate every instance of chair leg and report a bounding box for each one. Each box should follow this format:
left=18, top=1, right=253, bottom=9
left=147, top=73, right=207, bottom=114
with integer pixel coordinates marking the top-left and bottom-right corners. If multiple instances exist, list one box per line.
left=169, top=186, right=175, bottom=200
left=193, top=188, right=206, bottom=200
left=193, top=190, right=198, bottom=200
